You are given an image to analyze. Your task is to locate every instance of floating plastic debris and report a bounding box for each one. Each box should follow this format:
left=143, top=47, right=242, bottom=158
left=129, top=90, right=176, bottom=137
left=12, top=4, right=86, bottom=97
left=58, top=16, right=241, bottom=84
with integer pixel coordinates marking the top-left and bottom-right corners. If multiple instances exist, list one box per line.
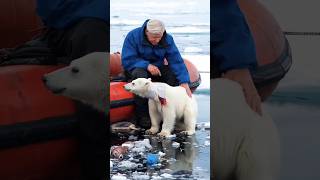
left=172, top=141, right=180, bottom=148
left=147, top=153, right=160, bottom=166
left=135, top=139, right=152, bottom=149
left=118, top=160, right=139, bottom=170
left=129, top=138, right=153, bottom=153
left=151, top=175, right=162, bottom=180
left=166, top=134, right=176, bottom=140
left=111, top=146, right=129, bottom=159
left=161, top=173, right=173, bottom=179
left=132, top=171, right=150, bottom=180
left=110, top=132, right=209, bottom=179
left=131, top=147, right=147, bottom=153
left=111, top=174, right=128, bottom=180
left=122, top=141, right=134, bottom=150
left=158, top=151, right=166, bottom=157
left=128, top=135, right=138, bottom=141
left=111, top=121, right=140, bottom=134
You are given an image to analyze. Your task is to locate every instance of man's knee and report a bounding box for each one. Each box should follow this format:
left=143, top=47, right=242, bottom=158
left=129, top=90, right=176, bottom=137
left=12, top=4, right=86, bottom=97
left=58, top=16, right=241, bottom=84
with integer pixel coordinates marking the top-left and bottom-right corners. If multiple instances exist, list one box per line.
left=130, top=68, right=148, bottom=79
left=69, top=18, right=109, bottom=58
left=72, top=18, right=108, bottom=38
left=160, top=66, right=179, bottom=86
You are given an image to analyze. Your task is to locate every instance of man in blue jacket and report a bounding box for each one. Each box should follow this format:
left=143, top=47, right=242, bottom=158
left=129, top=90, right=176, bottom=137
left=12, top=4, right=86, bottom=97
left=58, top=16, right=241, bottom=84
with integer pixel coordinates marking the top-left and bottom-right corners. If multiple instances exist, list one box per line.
left=36, top=0, right=108, bottom=61
left=213, top=0, right=262, bottom=115
left=122, top=19, right=192, bottom=128
left=36, top=1, right=108, bottom=180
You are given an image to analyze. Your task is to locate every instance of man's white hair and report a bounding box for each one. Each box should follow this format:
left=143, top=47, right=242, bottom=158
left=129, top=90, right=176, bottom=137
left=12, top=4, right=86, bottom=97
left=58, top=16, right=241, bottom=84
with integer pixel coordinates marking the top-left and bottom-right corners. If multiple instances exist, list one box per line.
left=146, top=19, right=165, bottom=35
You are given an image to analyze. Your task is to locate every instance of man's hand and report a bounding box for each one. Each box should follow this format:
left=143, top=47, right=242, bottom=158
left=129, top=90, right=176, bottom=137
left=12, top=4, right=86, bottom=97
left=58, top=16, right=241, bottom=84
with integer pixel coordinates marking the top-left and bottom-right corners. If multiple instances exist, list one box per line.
left=222, top=69, right=262, bottom=116
left=147, top=64, right=161, bottom=76
left=180, top=83, right=192, bottom=98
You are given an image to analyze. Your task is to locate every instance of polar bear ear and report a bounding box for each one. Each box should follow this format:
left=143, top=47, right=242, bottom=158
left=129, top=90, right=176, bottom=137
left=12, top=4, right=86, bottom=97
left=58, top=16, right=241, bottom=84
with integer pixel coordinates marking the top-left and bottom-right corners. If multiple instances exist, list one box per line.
left=147, top=78, right=151, bottom=81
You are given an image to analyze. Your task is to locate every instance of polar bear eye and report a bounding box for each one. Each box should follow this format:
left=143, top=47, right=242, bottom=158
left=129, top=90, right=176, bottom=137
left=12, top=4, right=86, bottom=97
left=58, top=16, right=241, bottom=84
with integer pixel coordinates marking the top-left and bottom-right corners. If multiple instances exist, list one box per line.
left=132, top=82, right=135, bottom=86
left=71, top=67, right=79, bottom=73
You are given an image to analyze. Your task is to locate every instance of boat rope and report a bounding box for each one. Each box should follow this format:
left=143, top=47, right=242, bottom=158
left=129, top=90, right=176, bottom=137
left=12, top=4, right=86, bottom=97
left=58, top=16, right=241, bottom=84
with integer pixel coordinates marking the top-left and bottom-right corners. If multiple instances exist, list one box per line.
left=284, top=31, right=320, bottom=36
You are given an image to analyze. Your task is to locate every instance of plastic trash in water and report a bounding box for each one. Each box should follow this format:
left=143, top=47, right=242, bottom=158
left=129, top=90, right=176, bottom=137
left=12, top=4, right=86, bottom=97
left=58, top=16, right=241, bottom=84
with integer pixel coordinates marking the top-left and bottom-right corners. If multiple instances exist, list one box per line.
left=111, top=146, right=129, bottom=159
left=161, top=173, right=173, bottom=179
left=134, top=139, right=152, bottom=149
left=146, top=153, right=159, bottom=166
left=122, top=141, right=134, bottom=150
left=172, top=141, right=180, bottom=148
left=111, top=174, right=128, bottom=180
left=151, top=175, right=162, bottom=180
left=158, top=151, right=166, bottom=157
left=165, top=134, right=176, bottom=140
left=111, top=121, right=140, bottom=134
left=118, top=160, right=139, bottom=170
left=131, top=139, right=153, bottom=153
left=132, top=172, right=150, bottom=180
left=131, top=147, right=146, bottom=153
left=128, top=135, right=138, bottom=141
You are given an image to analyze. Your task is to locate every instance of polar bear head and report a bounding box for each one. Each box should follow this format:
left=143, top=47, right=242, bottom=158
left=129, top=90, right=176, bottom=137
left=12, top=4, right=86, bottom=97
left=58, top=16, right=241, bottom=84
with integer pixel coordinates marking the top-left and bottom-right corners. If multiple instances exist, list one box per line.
left=43, top=52, right=109, bottom=112
left=124, top=78, right=152, bottom=98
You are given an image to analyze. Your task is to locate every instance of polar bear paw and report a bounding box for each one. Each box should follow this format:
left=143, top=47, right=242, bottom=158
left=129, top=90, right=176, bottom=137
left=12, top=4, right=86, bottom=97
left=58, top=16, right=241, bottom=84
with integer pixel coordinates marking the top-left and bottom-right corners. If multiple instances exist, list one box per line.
left=145, top=127, right=158, bottom=135
left=157, top=131, right=171, bottom=138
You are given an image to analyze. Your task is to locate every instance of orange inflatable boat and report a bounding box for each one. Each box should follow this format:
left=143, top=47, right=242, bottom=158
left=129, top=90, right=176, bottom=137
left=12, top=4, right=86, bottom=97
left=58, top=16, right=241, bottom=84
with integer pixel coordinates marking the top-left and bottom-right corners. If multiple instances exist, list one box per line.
left=237, top=0, right=292, bottom=100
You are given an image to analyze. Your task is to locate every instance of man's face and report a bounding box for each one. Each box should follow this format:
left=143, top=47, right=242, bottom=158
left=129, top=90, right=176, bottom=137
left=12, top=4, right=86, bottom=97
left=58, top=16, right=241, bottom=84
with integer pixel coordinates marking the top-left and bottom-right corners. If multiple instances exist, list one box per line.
left=146, top=30, right=163, bottom=46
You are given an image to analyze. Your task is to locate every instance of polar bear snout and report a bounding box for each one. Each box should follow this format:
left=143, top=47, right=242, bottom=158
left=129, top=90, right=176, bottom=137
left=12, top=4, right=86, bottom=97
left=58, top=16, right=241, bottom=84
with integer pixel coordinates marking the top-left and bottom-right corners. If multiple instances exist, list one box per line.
left=42, top=74, right=67, bottom=94
left=123, top=83, right=132, bottom=92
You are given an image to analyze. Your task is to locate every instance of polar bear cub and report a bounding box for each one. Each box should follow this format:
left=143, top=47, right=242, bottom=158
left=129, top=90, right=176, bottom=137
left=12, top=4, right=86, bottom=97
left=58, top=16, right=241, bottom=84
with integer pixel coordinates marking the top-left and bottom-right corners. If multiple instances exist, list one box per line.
left=124, top=78, right=197, bottom=137
left=43, top=52, right=108, bottom=113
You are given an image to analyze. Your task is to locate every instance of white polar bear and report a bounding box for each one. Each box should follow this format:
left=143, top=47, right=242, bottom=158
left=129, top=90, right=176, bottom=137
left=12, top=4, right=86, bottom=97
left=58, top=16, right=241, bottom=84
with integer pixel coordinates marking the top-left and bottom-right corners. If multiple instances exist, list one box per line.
left=43, top=52, right=108, bottom=113
left=212, top=78, right=280, bottom=180
left=124, top=78, right=198, bottom=137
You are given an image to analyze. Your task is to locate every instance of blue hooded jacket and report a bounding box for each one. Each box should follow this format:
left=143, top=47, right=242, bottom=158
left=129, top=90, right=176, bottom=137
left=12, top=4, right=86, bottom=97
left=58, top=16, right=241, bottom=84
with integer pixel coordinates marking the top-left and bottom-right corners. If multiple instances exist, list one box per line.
left=121, top=20, right=190, bottom=84
left=213, top=0, right=257, bottom=72
left=36, top=0, right=108, bottom=29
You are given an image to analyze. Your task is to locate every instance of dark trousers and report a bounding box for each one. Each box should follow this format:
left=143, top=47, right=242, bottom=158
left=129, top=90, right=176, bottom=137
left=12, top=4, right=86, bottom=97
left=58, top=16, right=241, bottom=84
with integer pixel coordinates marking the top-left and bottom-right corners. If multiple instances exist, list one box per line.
left=125, top=66, right=179, bottom=128
left=42, top=18, right=108, bottom=180
left=42, top=18, right=109, bottom=62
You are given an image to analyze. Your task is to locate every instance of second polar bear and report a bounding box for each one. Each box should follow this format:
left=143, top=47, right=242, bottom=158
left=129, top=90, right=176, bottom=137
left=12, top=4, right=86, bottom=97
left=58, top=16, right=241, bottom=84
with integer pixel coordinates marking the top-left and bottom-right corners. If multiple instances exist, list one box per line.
left=124, top=78, right=197, bottom=137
